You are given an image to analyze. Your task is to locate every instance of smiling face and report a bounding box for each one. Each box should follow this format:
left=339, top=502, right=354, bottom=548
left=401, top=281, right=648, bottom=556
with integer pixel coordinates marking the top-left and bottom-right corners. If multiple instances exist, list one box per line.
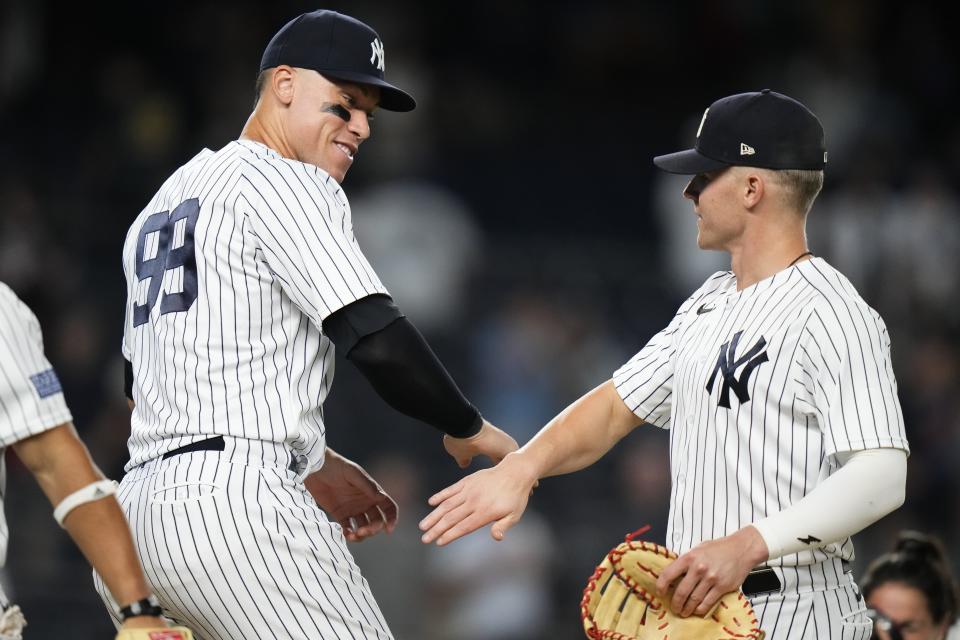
left=281, top=68, right=380, bottom=182
left=682, top=167, right=747, bottom=250
left=868, top=582, right=948, bottom=640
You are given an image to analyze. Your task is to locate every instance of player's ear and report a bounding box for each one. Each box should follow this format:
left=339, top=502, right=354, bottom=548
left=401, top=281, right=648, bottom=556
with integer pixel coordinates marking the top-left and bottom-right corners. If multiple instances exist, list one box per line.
left=742, top=169, right=765, bottom=210
left=271, top=66, right=296, bottom=106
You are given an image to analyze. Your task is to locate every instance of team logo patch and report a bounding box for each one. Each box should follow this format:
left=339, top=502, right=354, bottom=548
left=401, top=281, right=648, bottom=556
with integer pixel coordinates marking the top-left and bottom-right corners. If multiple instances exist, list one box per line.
left=705, top=330, right=768, bottom=408
left=30, top=368, right=63, bottom=398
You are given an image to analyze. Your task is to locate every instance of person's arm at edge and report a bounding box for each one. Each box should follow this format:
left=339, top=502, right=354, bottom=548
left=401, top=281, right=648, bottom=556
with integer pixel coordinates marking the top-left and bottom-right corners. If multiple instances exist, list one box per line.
left=419, top=379, right=643, bottom=545
left=12, top=423, right=165, bottom=629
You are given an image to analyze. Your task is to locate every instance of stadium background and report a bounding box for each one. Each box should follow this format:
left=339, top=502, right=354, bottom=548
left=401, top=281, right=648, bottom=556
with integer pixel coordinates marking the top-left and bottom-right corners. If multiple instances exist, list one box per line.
left=1, top=1, right=958, bottom=637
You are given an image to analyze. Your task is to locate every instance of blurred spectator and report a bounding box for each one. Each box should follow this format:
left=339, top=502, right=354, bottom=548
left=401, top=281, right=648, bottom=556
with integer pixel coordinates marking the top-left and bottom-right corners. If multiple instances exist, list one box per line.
left=862, top=530, right=960, bottom=640
left=352, top=181, right=482, bottom=331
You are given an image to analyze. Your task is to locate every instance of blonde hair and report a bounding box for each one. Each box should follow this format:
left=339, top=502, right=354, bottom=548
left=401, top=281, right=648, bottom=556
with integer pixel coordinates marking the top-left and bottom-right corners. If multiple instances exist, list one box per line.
left=766, top=169, right=824, bottom=216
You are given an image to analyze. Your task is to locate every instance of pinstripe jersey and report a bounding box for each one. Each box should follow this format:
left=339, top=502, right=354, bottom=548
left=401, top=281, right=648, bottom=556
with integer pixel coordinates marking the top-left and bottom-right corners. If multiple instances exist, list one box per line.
left=0, top=282, right=72, bottom=606
left=614, top=257, right=909, bottom=569
left=122, top=139, right=387, bottom=472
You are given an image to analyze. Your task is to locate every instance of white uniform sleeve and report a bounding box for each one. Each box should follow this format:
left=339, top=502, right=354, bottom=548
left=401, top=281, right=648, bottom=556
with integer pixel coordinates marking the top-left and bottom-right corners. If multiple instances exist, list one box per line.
left=613, top=275, right=726, bottom=428
left=0, top=284, right=72, bottom=446
left=239, top=159, right=387, bottom=327
left=121, top=233, right=134, bottom=361
left=799, top=297, right=909, bottom=456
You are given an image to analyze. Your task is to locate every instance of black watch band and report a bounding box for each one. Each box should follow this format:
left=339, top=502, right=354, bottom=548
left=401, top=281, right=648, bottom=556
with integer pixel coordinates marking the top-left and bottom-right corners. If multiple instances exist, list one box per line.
left=119, top=595, right=162, bottom=620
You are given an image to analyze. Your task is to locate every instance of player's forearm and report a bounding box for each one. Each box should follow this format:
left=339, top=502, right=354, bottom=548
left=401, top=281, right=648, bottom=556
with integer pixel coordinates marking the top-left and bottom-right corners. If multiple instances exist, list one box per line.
left=13, top=424, right=151, bottom=606
left=13, top=423, right=103, bottom=504
left=63, top=496, right=153, bottom=606
left=750, top=448, right=907, bottom=560
left=514, top=380, right=643, bottom=479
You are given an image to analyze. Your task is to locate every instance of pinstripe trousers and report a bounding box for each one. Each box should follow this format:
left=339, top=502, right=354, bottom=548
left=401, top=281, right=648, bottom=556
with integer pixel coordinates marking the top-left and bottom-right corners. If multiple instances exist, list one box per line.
left=750, top=559, right=873, bottom=639
left=94, top=439, right=393, bottom=640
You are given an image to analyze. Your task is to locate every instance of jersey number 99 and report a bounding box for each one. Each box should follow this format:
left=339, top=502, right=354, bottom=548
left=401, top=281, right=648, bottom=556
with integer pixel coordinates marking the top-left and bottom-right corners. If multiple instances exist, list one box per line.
left=133, top=198, right=200, bottom=327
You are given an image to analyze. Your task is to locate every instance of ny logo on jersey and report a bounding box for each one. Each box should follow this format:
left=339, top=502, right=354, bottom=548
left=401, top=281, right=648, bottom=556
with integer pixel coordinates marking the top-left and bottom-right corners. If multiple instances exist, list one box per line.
left=370, top=38, right=385, bottom=71
left=705, top=330, right=769, bottom=408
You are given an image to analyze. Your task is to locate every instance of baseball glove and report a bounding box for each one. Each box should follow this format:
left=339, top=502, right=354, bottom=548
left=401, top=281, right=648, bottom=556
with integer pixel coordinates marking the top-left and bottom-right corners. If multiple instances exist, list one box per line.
left=580, top=528, right=765, bottom=640
left=115, top=628, right=193, bottom=640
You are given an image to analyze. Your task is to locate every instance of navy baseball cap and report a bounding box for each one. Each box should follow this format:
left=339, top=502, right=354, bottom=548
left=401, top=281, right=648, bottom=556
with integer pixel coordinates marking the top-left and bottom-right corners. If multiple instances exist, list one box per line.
left=260, top=10, right=416, bottom=112
left=654, top=90, right=826, bottom=174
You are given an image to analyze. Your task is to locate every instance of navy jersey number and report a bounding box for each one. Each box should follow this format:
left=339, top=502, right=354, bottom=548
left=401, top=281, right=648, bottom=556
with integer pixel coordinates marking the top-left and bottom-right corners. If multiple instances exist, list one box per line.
left=132, top=198, right=200, bottom=327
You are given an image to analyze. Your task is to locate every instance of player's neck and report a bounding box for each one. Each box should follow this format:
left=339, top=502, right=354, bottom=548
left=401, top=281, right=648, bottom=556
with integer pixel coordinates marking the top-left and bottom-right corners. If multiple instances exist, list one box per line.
left=729, top=226, right=809, bottom=291
left=239, top=110, right=297, bottom=161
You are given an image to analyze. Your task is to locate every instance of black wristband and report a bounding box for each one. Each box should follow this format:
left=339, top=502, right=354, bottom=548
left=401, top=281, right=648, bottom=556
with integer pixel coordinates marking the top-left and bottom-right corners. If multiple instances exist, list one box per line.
left=119, top=595, right=162, bottom=620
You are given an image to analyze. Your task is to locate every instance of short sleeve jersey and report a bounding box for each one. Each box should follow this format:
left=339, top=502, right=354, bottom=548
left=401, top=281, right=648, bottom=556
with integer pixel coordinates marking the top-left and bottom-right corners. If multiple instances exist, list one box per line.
left=122, top=140, right=387, bottom=471
left=0, top=282, right=72, bottom=588
left=613, top=258, right=908, bottom=567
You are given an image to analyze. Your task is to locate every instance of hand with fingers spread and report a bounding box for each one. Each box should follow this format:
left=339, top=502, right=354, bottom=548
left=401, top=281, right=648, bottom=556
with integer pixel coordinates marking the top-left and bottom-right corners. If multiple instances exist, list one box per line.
left=655, top=525, right=769, bottom=618
left=419, top=451, right=537, bottom=545
left=442, top=419, right=519, bottom=469
left=306, top=448, right=399, bottom=542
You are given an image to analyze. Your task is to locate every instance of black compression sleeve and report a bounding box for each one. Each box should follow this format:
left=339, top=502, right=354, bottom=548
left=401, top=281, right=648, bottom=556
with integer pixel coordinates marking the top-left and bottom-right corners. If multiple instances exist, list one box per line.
left=323, top=294, right=404, bottom=355
left=124, top=358, right=133, bottom=401
left=347, top=316, right=483, bottom=438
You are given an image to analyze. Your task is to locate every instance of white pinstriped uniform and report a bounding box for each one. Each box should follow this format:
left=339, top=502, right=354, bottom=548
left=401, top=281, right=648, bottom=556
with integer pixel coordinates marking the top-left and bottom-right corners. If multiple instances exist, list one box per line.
left=94, top=139, right=393, bottom=639
left=0, top=283, right=73, bottom=609
left=614, top=258, right=909, bottom=639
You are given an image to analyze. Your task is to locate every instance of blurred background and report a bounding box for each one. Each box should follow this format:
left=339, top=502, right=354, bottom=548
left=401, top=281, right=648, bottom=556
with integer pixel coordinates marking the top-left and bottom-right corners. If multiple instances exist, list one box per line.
left=1, top=0, right=958, bottom=637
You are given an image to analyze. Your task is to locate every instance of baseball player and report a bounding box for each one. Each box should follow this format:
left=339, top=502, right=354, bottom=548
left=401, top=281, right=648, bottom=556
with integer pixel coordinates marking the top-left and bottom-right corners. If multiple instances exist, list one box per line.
left=101, top=9, right=516, bottom=640
left=0, top=282, right=175, bottom=637
left=420, top=90, right=910, bottom=639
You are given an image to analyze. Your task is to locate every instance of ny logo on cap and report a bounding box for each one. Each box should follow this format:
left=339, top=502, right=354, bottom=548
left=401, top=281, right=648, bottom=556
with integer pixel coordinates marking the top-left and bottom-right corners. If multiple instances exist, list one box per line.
left=370, top=38, right=385, bottom=72
left=696, top=108, right=709, bottom=138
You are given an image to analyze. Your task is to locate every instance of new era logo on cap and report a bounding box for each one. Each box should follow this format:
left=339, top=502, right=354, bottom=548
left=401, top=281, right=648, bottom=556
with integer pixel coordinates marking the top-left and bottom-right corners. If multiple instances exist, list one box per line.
left=653, top=89, right=826, bottom=174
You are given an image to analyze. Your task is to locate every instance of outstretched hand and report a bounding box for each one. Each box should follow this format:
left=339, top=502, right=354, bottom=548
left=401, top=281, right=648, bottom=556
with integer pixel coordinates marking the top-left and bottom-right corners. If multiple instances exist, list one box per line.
left=443, top=419, right=518, bottom=468
left=306, top=449, right=399, bottom=542
left=419, top=452, right=536, bottom=545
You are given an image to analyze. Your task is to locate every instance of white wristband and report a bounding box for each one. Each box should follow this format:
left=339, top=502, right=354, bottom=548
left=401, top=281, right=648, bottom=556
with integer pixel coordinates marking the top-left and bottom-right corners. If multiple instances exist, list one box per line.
left=53, top=479, right=118, bottom=527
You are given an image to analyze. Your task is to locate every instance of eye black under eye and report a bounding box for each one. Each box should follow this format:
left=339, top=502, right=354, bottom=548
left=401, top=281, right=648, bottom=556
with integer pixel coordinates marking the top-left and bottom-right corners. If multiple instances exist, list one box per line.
left=322, top=104, right=351, bottom=122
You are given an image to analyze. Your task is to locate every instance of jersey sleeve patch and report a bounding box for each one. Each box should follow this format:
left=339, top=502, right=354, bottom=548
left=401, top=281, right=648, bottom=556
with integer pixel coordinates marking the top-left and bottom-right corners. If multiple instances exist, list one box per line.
left=29, top=368, right=63, bottom=399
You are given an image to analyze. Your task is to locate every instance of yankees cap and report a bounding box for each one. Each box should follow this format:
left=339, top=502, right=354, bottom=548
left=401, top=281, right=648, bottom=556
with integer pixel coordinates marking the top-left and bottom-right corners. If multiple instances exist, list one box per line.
left=654, top=89, right=826, bottom=174
left=260, top=10, right=416, bottom=112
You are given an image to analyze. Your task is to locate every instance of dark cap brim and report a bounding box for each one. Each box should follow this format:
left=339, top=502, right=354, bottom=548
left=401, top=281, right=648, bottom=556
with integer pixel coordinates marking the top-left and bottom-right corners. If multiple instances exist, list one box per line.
left=321, top=70, right=416, bottom=112
left=653, top=148, right=729, bottom=174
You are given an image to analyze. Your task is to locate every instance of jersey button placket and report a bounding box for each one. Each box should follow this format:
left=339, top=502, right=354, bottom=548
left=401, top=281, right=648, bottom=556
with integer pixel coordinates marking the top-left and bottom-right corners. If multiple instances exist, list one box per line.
left=674, top=417, right=691, bottom=549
